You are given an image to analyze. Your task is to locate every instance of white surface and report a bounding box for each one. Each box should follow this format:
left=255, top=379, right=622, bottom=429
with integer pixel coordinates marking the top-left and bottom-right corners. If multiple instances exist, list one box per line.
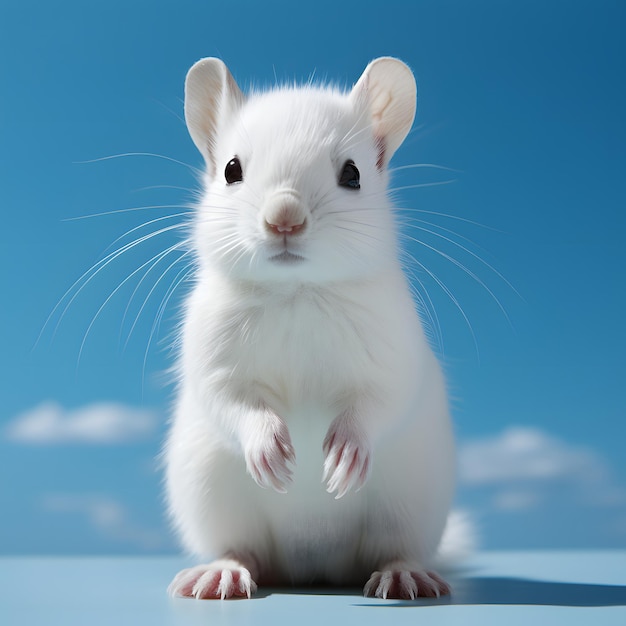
left=0, top=552, right=625, bottom=626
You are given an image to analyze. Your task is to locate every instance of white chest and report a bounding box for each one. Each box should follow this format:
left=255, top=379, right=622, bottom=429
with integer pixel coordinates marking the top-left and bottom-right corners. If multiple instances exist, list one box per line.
left=184, top=275, right=419, bottom=411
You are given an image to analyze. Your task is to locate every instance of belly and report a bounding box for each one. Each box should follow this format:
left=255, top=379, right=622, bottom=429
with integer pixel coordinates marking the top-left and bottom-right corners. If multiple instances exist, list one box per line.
left=250, top=406, right=369, bottom=583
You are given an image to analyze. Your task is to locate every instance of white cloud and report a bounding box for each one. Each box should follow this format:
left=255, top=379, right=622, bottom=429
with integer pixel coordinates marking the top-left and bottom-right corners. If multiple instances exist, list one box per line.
left=459, top=426, right=607, bottom=487
left=4, top=402, right=159, bottom=444
left=457, top=426, right=626, bottom=514
left=491, top=489, right=541, bottom=511
left=41, top=493, right=165, bottom=550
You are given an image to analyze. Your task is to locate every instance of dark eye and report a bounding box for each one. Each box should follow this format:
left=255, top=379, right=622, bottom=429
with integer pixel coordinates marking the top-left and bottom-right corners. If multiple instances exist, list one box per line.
left=225, top=157, right=243, bottom=184
left=338, top=160, right=360, bottom=190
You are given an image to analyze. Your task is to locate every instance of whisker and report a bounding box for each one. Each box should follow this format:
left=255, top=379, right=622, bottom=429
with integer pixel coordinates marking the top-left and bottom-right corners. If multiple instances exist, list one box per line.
left=389, top=163, right=461, bottom=174
left=337, top=108, right=373, bottom=150
left=131, top=184, right=197, bottom=194
left=150, top=97, right=186, bottom=126
left=123, top=246, right=192, bottom=350
left=62, top=205, right=192, bottom=221
left=403, top=248, right=480, bottom=360
left=152, top=258, right=195, bottom=341
left=400, top=219, right=522, bottom=302
left=338, top=127, right=377, bottom=155
left=333, top=224, right=382, bottom=242
left=225, top=243, right=252, bottom=279
left=319, top=201, right=499, bottom=234
left=389, top=180, right=456, bottom=192
left=43, top=223, right=185, bottom=343
left=397, top=213, right=479, bottom=244
left=401, top=232, right=513, bottom=329
left=78, top=238, right=188, bottom=364
left=400, top=259, right=444, bottom=354
left=199, top=191, right=261, bottom=214
left=397, top=207, right=501, bottom=231
left=73, top=152, right=202, bottom=176
left=102, top=213, right=189, bottom=253
left=211, top=232, right=247, bottom=258
left=143, top=260, right=196, bottom=386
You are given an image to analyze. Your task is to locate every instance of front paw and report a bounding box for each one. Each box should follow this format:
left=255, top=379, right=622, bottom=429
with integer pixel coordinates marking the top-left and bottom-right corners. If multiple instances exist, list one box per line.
left=244, top=413, right=295, bottom=493
left=322, top=414, right=371, bottom=499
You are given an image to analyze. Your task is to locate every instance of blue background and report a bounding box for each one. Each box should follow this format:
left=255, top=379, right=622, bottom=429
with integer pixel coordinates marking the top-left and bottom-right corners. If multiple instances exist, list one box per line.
left=1, top=0, right=624, bottom=554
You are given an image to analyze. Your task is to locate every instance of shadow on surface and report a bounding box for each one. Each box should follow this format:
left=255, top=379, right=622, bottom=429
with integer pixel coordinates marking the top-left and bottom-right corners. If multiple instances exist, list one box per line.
left=355, top=577, right=626, bottom=608
left=255, top=585, right=364, bottom=600
left=171, top=578, right=626, bottom=607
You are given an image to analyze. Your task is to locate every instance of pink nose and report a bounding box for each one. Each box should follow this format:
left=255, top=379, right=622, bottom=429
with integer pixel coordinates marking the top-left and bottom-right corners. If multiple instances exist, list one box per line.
left=265, top=217, right=306, bottom=236
left=263, top=192, right=307, bottom=237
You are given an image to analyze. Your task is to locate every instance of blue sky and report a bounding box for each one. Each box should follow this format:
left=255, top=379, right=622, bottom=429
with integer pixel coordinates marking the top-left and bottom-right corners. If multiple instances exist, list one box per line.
left=1, top=0, right=625, bottom=554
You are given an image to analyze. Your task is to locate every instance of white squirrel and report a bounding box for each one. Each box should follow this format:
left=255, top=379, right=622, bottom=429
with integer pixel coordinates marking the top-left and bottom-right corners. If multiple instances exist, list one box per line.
left=165, top=57, right=457, bottom=600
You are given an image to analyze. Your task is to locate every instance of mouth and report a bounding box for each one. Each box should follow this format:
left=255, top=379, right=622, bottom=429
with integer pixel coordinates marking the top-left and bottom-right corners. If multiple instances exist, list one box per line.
left=268, top=250, right=306, bottom=264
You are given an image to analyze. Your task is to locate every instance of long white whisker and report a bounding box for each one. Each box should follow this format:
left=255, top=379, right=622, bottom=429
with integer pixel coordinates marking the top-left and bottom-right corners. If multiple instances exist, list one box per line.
left=389, top=163, right=461, bottom=174
left=212, top=232, right=247, bottom=258
left=338, top=114, right=373, bottom=150
left=123, top=245, right=190, bottom=350
left=322, top=202, right=499, bottom=233
left=152, top=258, right=195, bottom=343
left=399, top=255, right=444, bottom=354
left=73, top=152, right=202, bottom=176
left=102, top=213, right=189, bottom=254
left=131, top=185, right=196, bottom=194
left=150, top=97, right=186, bottom=126
left=400, top=220, right=521, bottom=302
left=226, top=242, right=253, bottom=278
left=398, top=207, right=501, bottom=231
left=404, top=250, right=480, bottom=360
left=77, top=236, right=187, bottom=364
left=389, top=180, right=456, bottom=192
left=401, top=232, right=513, bottom=328
left=143, top=261, right=195, bottom=386
left=332, top=223, right=389, bottom=253
left=398, top=213, right=480, bottom=245
left=46, top=223, right=184, bottom=342
left=63, top=205, right=191, bottom=221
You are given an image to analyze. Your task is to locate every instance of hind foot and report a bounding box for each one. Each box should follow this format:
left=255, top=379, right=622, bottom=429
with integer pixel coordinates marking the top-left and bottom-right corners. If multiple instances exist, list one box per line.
left=168, top=558, right=258, bottom=599
left=364, top=563, right=450, bottom=600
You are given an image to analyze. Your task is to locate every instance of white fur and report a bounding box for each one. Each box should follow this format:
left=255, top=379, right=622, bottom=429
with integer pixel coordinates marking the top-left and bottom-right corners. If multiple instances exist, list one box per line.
left=165, top=57, right=456, bottom=598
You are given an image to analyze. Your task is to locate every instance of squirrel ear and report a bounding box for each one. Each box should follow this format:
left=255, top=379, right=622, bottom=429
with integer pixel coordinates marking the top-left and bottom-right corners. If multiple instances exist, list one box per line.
left=350, top=57, right=417, bottom=170
left=184, top=58, right=244, bottom=172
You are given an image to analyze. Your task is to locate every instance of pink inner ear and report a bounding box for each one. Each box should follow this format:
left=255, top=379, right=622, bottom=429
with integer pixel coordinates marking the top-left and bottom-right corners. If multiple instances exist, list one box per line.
left=376, top=137, right=386, bottom=171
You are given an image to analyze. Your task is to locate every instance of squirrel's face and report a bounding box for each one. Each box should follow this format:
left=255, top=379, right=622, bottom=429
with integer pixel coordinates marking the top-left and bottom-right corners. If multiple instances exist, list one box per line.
left=194, top=88, right=398, bottom=283
left=185, top=57, right=416, bottom=284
